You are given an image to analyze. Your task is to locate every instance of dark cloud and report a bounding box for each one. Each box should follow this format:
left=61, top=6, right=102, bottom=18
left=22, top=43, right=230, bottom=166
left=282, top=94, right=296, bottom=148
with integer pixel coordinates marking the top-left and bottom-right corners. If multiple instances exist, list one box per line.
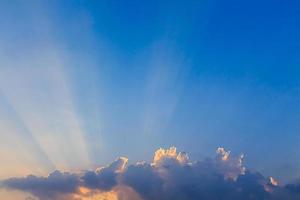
left=2, top=170, right=79, bottom=200
left=2, top=147, right=300, bottom=200
left=122, top=162, right=164, bottom=200
left=82, top=157, right=127, bottom=191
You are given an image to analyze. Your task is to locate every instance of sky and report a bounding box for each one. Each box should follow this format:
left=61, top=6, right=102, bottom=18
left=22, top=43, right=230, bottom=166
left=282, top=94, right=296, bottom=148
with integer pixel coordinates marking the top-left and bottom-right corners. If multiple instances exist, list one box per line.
left=0, top=0, right=300, bottom=199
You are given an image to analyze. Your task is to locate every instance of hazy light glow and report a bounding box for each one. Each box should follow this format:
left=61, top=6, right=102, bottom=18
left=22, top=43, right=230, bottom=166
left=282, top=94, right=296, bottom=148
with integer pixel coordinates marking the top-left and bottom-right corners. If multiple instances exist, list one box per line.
left=1, top=1, right=300, bottom=199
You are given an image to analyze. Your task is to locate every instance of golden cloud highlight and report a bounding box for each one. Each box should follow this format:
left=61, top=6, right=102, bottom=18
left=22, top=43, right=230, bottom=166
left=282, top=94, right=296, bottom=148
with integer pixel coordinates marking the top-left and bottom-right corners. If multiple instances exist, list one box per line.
left=4, top=147, right=300, bottom=200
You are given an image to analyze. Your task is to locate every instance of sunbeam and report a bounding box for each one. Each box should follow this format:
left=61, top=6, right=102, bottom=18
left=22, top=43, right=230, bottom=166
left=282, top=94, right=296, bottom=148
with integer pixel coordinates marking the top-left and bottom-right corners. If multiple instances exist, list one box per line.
left=0, top=90, right=55, bottom=177
left=0, top=65, right=91, bottom=171
left=141, top=40, right=189, bottom=146
left=1, top=0, right=300, bottom=199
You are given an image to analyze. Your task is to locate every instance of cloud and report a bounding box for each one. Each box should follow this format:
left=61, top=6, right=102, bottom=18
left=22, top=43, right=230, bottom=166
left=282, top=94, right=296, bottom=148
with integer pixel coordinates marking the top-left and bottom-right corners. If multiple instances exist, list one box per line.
left=82, top=157, right=127, bottom=191
left=2, top=147, right=300, bottom=200
left=2, top=170, right=79, bottom=200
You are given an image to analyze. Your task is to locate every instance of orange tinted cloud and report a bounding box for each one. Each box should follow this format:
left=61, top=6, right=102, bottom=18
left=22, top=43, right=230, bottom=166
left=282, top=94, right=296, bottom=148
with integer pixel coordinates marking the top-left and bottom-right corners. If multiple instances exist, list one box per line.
left=4, top=147, right=299, bottom=200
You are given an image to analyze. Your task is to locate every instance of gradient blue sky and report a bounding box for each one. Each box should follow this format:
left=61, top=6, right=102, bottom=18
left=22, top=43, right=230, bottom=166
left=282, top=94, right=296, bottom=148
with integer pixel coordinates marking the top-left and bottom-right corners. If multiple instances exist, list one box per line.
left=0, top=0, right=300, bottom=184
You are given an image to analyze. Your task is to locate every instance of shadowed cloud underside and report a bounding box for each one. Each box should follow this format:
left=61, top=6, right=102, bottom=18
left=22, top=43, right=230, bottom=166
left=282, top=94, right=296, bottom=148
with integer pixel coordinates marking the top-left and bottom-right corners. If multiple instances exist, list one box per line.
left=2, top=147, right=300, bottom=200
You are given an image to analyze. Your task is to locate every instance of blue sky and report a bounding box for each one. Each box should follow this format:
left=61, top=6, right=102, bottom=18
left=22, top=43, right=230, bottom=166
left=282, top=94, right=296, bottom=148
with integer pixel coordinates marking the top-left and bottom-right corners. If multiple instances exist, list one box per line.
left=0, top=0, right=300, bottom=187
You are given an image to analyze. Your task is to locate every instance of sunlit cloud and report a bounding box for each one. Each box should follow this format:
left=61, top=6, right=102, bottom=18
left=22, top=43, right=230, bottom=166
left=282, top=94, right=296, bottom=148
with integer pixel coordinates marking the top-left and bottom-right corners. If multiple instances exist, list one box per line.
left=3, top=146, right=300, bottom=200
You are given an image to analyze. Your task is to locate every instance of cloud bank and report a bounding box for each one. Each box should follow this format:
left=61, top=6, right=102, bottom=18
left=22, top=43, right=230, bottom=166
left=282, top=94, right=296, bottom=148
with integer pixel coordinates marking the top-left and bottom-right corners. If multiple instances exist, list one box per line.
left=2, top=147, right=300, bottom=200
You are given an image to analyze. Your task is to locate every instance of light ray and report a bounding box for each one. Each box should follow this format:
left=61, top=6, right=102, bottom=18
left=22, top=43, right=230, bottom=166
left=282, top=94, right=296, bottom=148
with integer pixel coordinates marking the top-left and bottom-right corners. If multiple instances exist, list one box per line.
left=0, top=90, right=55, bottom=177
left=0, top=63, right=91, bottom=171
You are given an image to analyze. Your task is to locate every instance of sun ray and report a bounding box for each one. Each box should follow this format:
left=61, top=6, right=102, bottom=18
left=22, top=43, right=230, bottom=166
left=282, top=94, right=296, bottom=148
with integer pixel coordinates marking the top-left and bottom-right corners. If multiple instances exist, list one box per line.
left=0, top=64, right=91, bottom=171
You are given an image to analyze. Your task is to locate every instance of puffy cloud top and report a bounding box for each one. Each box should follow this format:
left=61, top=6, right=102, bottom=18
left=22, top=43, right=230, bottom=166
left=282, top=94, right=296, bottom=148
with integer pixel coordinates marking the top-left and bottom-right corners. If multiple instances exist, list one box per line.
left=2, top=147, right=300, bottom=200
